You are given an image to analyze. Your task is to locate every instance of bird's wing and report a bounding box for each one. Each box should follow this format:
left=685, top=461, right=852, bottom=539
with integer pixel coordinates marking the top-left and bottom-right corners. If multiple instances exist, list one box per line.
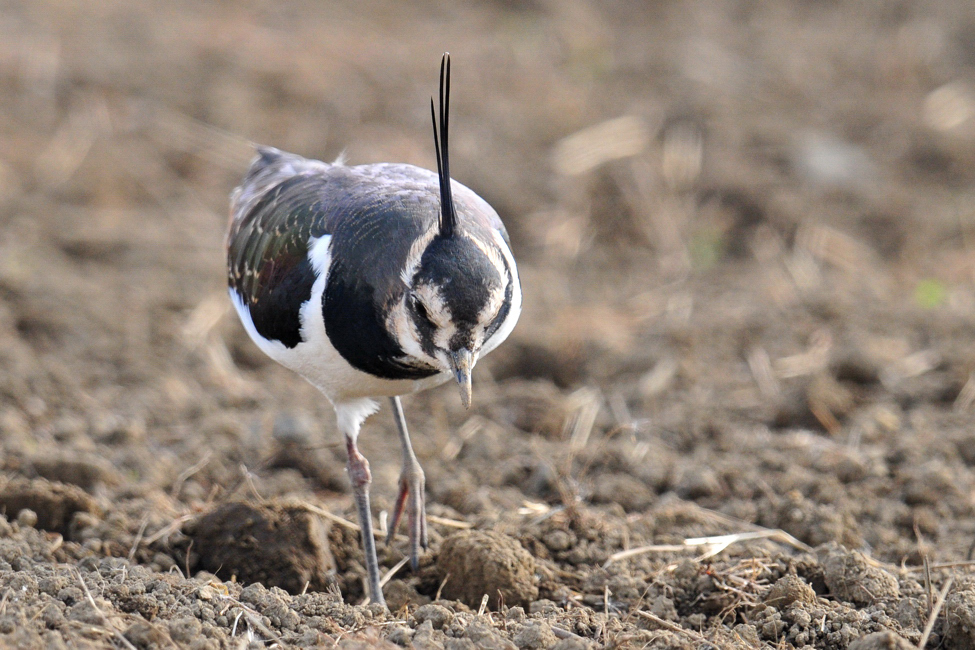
left=227, top=150, right=338, bottom=348
left=227, top=153, right=441, bottom=379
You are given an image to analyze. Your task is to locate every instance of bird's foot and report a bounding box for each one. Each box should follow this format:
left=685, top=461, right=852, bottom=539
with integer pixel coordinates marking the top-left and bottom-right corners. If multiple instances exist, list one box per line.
left=386, top=457, right=428, bottom=570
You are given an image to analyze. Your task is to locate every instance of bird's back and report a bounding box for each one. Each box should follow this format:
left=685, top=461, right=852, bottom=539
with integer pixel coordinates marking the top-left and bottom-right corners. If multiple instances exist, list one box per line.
left=227, top=148, right=516, bottom=390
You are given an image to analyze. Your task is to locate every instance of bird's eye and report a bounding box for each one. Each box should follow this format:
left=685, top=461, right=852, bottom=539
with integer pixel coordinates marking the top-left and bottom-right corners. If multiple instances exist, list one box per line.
left=410, top=294, right=432, bottom=324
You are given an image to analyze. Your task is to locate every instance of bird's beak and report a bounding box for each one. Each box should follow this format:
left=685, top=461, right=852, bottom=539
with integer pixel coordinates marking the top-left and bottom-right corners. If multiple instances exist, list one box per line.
left=450, top=348, right=474, bottom=409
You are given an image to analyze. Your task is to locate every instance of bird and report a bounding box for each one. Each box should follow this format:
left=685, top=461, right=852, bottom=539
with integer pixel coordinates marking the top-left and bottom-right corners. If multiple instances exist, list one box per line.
left=225, top=54, right=521, bottom=607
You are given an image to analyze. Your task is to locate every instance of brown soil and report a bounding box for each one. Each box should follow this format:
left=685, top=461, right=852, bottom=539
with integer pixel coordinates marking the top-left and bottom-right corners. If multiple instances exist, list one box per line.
left=2, top=0, right=975, bottom=647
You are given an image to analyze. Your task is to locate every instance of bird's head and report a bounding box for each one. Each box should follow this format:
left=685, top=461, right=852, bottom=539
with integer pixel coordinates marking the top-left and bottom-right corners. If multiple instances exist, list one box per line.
left=387, top=231, right=509, bottom=407
left=385, top=53, right=513, bottom=407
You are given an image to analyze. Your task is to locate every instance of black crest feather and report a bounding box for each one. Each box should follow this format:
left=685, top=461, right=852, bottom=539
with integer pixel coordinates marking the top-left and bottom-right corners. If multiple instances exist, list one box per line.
left=431, top=53, right=457, bottom=239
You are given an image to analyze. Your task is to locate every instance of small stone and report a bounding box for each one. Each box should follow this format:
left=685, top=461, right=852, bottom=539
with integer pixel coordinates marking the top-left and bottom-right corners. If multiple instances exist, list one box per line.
left=465, top=621, right=517, bottom=650
left=513, top=621, right=558, bottom=650
left=387, top=625, right=414, bottom=646
left=445, top=639, right=477, bottom=650
left=28, top=452, right=119, bottom=491
left=15, top=509, right=38, bottom=528
left=167, top=617, right=202, bottom=644
left=414, top=603, right=454, bottom=630
left=763, top=574, right=816, bottom=608
left=41, top=604, right=66, bottom=629
left=650, top=595, right=677, bottom=621
left=529, top=600, right=558, bottom=616
left=505, top=606, right=526, bottom=622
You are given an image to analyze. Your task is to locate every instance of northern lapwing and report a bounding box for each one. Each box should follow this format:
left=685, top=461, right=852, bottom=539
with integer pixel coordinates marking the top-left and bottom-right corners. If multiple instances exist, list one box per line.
left=226, top=54, right=521, bottom=607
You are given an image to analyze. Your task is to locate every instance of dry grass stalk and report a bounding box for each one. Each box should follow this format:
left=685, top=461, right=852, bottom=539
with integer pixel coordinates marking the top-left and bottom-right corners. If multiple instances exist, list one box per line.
left=379, top=556, right=410, bottom=588
left=171, top=450, right=213, bottom=499
left=441, top=416, right=487, bottom=461
left=35, top=93, right=109, bottom=187
left=604, top=529, right=811, bottom=568
left=73, top=569, right=138, bottom=650
left=217, top=592, right=284, bottom=645
left=551, top=625, right=586, bottom=642
left=774, top=329, right=833, bottom=379
left=809, top=401, right=842, bottom=436
left=142, top=514, right=196, bottom=546
left=880, top=349, right=941, bottom=388
left=517, top=500, right=552, bottom=517
left=638, top=356, right=678, bottom=398
left=181, top=294, right=230, bottom=349
left=565, top=387, right=602, bottom=453
left=426, top=514, right=473, bottom=529
left=917, top=576, right=953, bottom=649
left=205, top=337, right=259, bottom=397
left=795, top=223, right=877, bottom=275
left=127, top=516, right=150, bottom=562
left=908, top=560, right=975, bottom=571
left=552, top=115, right=650, bottom=177
left=181, top=294, right=259, bottom=398
left=747, top=346, right=780, bottom=399
left=634, top=610, right=709, bottom=643
left=239, top=463, right=264, bottom=502
left=297, top=502, right=361, bottom=532
left=435, top=573, right=450, bottom=601
left=661, top=121, right=703, bottom=191
left=954, top=372, right=975, bottom=411
left=784, top=245, right=823, bottom=292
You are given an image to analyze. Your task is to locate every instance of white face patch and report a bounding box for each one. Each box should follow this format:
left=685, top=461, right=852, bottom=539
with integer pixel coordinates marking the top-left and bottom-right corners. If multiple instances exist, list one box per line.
left=466, top=233, right=508, bottom=289
left=476, top=282, right=507, bottom=326
left=386, top=298, right=429, bottom=363
left=399, top=226, right=439, bottom=286
left=385, top=293, right=446, bottom=372
left=414, top=284, right=450, bottom=327
left=413, top=283, right=456, bottom=353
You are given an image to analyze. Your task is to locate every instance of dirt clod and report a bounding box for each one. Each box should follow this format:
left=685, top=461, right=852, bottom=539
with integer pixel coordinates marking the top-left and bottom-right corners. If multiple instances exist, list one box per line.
left=437, top=530, right=538, bottom=609
left=848, top=631, right=916, bottom=650
left=945, top=587, right=975, bottom=650
left=123, top=620, right=173, bottom=649
left=513, top=621, right=558, bottom=649
left=820, top=544, right=900, bottom=606
left=414, top=603, right=455, bottom=629
left=27, top=452, right=119, bottom=491
left=763, top=574, right=817, bottom=609
left=0, top=478, right=100, bottom=537
left=190, top=500, right=334, bottom=594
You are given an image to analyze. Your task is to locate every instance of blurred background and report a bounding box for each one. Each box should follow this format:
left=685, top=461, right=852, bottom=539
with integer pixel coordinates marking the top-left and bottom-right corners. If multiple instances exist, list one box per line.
left=3, top=0, right=975, bottom=604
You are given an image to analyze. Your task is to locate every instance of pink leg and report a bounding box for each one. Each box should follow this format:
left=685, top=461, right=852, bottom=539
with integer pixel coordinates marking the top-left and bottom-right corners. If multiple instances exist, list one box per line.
left=345, top=435, right=385, bottom=607
left=386, top=396, right=428, bottom=570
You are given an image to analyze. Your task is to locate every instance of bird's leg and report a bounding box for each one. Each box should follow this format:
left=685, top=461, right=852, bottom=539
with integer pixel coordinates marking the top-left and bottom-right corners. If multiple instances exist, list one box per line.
left=345, top=434, right=385, bottom=608
left=386, top=396, right=428, bottom=569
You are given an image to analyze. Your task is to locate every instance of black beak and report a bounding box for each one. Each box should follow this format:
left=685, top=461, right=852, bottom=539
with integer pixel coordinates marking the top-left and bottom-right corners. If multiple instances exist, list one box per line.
left=449, top=348, right=473, bottom=408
